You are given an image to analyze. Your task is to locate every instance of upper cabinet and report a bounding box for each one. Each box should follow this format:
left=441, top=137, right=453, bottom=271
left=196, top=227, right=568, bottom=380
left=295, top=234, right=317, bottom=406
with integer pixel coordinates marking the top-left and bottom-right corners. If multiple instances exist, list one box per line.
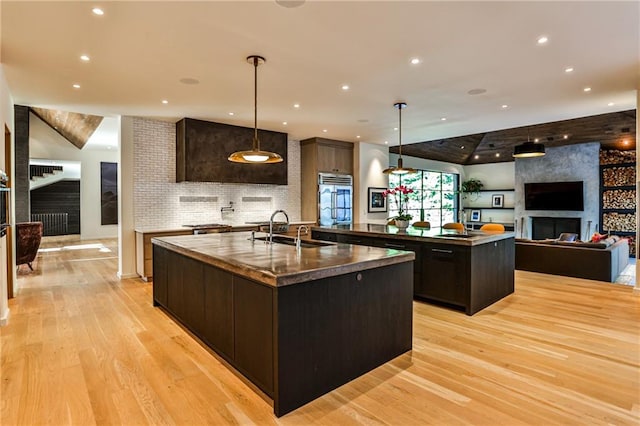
left=176, top=118, right=288, bottom=185
left=301, top=137, right=354, bottom=175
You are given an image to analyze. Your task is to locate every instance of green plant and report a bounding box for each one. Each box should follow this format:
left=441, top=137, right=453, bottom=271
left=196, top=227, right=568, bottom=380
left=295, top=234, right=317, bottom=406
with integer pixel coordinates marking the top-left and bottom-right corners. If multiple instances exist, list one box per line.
left=461, top=178, right=483, bottom=199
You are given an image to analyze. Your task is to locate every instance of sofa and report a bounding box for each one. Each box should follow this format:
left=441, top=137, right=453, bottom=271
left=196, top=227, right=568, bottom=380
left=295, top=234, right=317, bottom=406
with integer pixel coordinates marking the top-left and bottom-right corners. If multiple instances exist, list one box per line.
left=515, top=236, right=629, bottom=282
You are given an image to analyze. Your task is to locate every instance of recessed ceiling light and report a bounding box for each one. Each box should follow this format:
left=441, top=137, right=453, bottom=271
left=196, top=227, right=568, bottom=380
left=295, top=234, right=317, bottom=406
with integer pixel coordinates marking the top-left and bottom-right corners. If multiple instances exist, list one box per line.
left=161, top=100, right=168, bottom=104
left=92, top=7, right=104, bottom=15
left=410, top=58, right=421, bottom=65
left=537, top=36, right=548, bottom=44
left=584, top=87, right=592, bottom=92
left=501, top=104, right=508, bottom=109
left=282, top=121, right=287, bottom=125
left=623, top=139, right=629, bottom=145
left=384, top=141, right=388, bottom=144
left=322, top=129, right=328, bottom=133
left=80, top=54, right=90, bottom=62
left=441, top=117, right=447, bottom=121
left=608, top=102, right=615, bottom=106
left=495, top=153, right=500, bottom=157
left=474, top=155, right=479, bottom=160
left=393, top=127, right=398, bottom=131
left=563, top=134, right=569, bottom=139
left=228, top=112, right=234, bottom=115
left=341, top=84, right=349, bottom=91
left=565, top=67, right=574, bottom=73
left=72, top=84, right=80, bottom=89
left=293, top=103, right=300, bottom=108
left=460, top=146, right=465, bottom=149
left=356, top=135, right=361, bottom=139
left=534, top=138, right=539, bottom=142
left=179, top=77, right=200, bottom=85
left=276, top=0, right=305, bottom=8
left=468, top=88, right=487, bottom=95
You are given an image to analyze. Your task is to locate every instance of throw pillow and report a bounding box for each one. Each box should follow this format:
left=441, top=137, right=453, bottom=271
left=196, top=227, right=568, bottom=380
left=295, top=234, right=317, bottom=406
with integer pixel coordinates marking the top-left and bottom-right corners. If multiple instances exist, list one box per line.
left=558, top=233, right=578, bottom=242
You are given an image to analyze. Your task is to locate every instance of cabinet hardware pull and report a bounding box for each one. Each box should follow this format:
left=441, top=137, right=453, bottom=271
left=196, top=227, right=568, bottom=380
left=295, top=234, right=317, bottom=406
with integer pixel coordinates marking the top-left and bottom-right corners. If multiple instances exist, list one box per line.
left=432, top=248, right=453, bottom=254
left=385, top=243, right=406, bottom=249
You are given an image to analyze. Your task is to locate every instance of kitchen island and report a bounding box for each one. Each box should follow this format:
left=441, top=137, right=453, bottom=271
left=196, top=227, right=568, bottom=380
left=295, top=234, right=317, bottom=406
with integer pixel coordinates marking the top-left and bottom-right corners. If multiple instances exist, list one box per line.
left=152, top=232, right=414, bottom=417
left=312, top=224, right=515, bottom=315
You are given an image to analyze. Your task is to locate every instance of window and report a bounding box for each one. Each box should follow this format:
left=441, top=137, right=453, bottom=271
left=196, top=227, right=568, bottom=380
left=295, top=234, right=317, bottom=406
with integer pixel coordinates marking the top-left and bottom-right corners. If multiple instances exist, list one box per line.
left=389, top=170, right=459, bottom=228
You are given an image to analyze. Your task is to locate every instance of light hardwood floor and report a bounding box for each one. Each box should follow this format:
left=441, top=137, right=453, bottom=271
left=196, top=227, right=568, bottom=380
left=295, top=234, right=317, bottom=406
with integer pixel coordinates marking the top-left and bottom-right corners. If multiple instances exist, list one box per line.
left=2, top=236, right=639, bottom=425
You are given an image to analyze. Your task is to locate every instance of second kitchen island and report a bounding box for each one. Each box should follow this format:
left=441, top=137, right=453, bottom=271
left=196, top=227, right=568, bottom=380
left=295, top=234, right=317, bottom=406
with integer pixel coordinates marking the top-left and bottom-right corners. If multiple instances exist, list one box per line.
left=312, top=224, right=515, bottom=315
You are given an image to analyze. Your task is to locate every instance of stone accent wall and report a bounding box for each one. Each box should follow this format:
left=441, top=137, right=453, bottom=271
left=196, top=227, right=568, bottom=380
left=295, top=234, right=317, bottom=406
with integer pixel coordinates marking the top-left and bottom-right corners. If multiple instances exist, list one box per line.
left=133, top=117, right=301, bottom=230
left=14, top=105, right=30, bottom=222
left=515, top=142, right=599, bottom=240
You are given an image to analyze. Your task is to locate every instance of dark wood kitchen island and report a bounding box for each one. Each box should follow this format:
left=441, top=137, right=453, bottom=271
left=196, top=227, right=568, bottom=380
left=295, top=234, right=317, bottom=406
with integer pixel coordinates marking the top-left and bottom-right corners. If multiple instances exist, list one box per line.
left=312, top=224, right=515, bottom=315
left=151, top=232, right=414, bottom=417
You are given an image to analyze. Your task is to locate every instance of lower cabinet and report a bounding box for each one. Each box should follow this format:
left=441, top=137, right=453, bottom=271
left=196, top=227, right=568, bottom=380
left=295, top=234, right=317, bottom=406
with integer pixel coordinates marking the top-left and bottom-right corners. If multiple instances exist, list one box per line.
left=420, top=243, right=469, bottom=306
left=152, top=245, right=274, bottom=396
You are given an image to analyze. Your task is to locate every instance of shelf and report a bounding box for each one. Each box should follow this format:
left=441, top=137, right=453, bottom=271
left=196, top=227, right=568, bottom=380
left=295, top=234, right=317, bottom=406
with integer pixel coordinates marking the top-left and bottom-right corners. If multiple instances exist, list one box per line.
left=602, top=186, right=636, bottom=191
left=463, top=207, right=515, bottom=210
left=599, top=162, right=636, bottom=169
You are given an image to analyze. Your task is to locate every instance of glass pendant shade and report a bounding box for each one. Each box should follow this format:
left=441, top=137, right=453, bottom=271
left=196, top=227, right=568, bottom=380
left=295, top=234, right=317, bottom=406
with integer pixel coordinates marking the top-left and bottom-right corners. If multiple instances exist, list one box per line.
left=383, top=102, right=417, bottom=175
left=228, top=55, right=283, bottom=164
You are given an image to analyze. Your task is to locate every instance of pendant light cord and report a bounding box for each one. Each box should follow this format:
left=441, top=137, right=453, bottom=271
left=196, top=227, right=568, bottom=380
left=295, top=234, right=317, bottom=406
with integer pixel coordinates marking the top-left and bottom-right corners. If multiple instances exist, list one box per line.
left=398, top=104, right=402, bottom=158
left=253, top=57, right=259, bottom=151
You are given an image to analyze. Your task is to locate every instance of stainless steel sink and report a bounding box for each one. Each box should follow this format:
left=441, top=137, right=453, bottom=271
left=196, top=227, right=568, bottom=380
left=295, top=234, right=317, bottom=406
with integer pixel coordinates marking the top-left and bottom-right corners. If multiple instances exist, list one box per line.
left=252, top=235, right=334, bottom=247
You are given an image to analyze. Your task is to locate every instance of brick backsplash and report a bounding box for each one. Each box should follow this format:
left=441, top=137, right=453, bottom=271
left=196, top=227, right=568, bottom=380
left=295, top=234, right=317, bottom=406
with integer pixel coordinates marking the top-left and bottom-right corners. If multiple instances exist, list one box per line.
left=133, top=117, right=301, bottom=229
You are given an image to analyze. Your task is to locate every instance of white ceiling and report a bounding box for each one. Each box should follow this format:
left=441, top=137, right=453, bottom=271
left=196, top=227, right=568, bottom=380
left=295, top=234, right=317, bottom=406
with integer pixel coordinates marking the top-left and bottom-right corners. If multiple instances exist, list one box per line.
left=1, top=1, right=638, bottom=148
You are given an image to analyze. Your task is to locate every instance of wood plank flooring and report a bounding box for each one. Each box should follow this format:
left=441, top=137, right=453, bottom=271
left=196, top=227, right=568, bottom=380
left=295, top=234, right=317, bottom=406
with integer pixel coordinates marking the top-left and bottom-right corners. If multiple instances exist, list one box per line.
left=2, top=236, right=639, bottom=425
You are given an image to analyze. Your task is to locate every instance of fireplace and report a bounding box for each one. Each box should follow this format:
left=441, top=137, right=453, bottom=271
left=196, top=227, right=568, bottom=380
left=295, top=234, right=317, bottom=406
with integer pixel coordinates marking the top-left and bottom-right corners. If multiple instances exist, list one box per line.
left=531, top=217, right=581, bottom=240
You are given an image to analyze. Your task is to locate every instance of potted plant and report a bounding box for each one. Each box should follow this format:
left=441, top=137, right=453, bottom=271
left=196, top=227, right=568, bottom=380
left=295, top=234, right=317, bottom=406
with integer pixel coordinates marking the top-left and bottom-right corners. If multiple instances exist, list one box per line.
left=461, top=178, right=483, bottom=200
left=383, top=185, right=414, bottom=230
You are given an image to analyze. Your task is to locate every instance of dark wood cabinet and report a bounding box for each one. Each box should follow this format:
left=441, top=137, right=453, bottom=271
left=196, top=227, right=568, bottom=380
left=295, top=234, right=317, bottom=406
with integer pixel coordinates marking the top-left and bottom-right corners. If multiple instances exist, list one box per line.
left=233, top=277, right=274, bottom=395
left=202, top=264, right=234, bottom=360
left=421, top=243, right=468, bottom=306
left=152, top=245, right=168, bottom=307
left=176, top=118, right=288, bottom=185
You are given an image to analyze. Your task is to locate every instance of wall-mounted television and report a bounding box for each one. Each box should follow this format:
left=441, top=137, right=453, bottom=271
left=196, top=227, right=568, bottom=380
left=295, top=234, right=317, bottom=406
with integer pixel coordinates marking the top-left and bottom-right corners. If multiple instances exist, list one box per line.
left=524, top=181, right=584, bottom=211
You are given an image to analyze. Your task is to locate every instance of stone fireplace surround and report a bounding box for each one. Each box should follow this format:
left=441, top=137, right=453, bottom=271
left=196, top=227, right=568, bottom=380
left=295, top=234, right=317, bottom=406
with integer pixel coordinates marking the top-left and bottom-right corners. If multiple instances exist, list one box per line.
left=515, top=143, right=600, bottom=241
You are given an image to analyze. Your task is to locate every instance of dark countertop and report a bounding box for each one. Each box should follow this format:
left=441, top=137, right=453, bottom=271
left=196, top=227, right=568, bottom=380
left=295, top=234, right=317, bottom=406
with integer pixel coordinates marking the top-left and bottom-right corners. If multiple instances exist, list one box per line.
left=312, top=223, right=515, bottom=246
left=152, top=232, right=415, bottom=287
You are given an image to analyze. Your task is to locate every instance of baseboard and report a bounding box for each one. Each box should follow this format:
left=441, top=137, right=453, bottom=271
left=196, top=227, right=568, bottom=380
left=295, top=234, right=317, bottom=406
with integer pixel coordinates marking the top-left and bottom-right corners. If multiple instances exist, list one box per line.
left=0, top=308, right=10, bottom=326
left=117, top=272, right=139, bottom=280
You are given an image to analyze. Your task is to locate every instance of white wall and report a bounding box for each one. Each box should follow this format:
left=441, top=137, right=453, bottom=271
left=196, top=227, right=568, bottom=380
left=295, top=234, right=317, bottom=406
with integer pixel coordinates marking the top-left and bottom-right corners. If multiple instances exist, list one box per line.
left=0, top=64, right=14, bottom=325
left=29, top=113, right=119, bottom=240
left=356, top=142, right=389, bottom=224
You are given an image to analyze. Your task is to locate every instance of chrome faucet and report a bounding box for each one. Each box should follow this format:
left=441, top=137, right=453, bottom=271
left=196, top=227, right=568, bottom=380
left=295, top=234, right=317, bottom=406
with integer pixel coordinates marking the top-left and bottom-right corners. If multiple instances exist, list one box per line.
left=269, top=209, right=289, bottom=244
left=296, top=225, right=310, bottom=250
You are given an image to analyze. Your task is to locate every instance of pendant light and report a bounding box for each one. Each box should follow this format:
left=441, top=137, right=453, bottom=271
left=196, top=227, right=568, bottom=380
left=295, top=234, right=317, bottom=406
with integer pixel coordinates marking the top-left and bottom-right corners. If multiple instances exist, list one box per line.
left=513, top=129, right=545, bottom=158
left=228, top=55, right=283, bottom=164
left=383, top=102, right=417, bottom=175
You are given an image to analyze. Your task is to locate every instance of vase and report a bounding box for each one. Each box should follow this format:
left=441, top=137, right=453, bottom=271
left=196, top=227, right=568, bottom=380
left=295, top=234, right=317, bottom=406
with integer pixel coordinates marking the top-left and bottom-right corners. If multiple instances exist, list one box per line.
left=395, top=220, right=409, bottom=231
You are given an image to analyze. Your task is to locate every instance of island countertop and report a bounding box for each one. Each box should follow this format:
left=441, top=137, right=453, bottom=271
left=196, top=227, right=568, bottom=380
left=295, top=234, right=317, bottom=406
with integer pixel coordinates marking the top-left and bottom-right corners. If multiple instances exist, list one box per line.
left=152, top=232, right=415, bottom=287
left=312, top=223, right=515, bottom=246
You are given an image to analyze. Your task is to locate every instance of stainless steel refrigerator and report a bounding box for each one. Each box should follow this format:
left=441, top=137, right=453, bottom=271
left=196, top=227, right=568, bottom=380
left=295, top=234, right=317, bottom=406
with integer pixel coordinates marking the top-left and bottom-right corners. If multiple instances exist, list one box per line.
left=318, top=173, right=353, bottom=226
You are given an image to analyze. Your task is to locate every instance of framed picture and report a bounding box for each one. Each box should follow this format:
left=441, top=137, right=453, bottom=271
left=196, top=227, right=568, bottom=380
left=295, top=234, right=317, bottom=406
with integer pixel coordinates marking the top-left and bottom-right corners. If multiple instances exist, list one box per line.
left=100, top=162, right=118, bottom=225
left=368, top=187, right=387, bottom=213
left=470, top=209, right=481, bottom=222
left=492, top=194, right=504, bottom=208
